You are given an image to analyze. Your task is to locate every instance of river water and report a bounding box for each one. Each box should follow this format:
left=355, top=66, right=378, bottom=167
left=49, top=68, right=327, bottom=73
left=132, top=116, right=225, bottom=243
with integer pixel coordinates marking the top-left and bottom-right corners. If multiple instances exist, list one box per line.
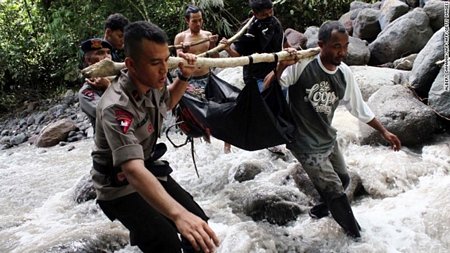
left=0, top=108, right=449, bottom=253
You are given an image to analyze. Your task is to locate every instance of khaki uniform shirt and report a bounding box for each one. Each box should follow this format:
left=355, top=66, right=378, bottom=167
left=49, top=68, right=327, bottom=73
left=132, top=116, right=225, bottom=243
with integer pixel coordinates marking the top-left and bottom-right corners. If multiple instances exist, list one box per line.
left=78, top=82, right=104, bottom=128
left=91, top=69, right=170, bottom=200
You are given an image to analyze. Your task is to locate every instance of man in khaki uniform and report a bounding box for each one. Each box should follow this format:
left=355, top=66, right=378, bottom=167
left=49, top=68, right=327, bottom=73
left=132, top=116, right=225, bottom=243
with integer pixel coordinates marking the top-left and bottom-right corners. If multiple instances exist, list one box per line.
left=78, top=38, right=113, bottom=128
left=91, top=21, right=219, bottom=253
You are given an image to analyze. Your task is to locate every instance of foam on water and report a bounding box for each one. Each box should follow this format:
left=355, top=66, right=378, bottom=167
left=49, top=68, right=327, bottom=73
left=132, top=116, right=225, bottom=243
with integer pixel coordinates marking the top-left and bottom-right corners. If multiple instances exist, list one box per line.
left=0, top=107, right=449, bottom=252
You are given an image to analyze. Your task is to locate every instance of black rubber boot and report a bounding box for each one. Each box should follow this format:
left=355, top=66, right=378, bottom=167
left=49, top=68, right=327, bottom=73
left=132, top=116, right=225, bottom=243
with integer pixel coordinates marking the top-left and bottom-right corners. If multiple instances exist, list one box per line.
left=308, top=202, right=329, bottom=219
left=328, top=194, right=361, bottom=238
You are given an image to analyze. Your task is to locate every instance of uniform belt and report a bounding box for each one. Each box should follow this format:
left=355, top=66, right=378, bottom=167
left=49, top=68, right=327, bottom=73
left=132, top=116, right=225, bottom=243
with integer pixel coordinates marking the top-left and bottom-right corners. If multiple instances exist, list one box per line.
left=92, top=143, right=172, bottom=186
left=93, top=159, right=173, bottom=183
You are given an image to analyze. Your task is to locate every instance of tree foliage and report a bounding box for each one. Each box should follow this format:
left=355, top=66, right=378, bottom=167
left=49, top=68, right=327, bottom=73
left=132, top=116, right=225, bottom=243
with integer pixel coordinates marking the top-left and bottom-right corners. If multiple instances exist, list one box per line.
left=0, top=0, right=374, bottom=112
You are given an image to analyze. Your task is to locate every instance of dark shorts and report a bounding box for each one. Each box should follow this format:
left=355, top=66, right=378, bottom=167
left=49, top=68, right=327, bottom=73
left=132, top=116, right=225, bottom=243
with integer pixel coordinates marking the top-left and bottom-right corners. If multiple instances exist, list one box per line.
left=97, top=176, right=208, bottom=253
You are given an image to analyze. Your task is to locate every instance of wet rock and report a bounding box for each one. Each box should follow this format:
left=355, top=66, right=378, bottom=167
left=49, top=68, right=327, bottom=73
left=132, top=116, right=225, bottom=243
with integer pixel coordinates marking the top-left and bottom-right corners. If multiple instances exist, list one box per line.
left=10, top=133, right=27, bottom=145
left=346, top=36, right=370, bottom=66
left=369, top=8, right=433, bottom=65
left=234, top=161, right=264, bottom=182
left=359, top=85, right=438, bottom=146
left=428, top=66, right=450, bottom=119
left=243, top=189, right=304, bottom=225
left=36, top=118, right=78, bottom=147
left=352, top=8, right=381, bottom=42
left=409, top=27, right=444, bottom=97
left=73, top=174, right=96, bottom=203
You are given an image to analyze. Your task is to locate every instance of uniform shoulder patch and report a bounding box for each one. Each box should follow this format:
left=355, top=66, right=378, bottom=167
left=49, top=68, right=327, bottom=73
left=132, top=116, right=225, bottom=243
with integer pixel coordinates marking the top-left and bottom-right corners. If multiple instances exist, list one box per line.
left=115, top=108, right=133, bottom=134
left=81, top=88, right=95, bottom=101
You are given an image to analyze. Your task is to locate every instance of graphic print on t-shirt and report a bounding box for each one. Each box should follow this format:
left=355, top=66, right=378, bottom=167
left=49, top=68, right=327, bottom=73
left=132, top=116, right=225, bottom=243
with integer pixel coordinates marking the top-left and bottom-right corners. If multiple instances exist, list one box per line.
left=305, top=81, right=338, bottom=116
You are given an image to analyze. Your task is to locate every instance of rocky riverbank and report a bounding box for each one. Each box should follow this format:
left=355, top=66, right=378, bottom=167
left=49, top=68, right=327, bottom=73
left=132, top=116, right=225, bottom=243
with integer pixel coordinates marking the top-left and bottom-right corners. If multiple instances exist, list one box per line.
left=0, top=90, right=92, bottom=150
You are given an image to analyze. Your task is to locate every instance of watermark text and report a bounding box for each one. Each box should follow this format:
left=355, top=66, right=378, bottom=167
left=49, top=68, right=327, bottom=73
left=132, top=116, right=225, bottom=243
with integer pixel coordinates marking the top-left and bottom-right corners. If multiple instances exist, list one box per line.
left=444, top=1, right=449, bottom=91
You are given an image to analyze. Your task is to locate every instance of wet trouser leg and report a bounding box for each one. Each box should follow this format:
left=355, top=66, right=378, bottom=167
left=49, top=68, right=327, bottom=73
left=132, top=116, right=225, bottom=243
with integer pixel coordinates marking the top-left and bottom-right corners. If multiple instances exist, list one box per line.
left=97, top=175, right=209, bottom=252
left=290, top=144, right=360, bottom=237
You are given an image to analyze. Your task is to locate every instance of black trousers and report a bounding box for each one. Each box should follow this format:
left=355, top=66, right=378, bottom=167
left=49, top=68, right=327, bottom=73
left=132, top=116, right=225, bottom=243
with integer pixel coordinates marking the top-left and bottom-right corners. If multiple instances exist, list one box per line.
left=98, top=176, right=208, bottom=253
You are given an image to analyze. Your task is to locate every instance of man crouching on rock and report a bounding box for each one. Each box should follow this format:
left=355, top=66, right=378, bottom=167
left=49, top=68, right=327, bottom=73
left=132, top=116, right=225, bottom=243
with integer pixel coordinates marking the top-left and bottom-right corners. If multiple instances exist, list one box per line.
left=91, top=21, right=220, bottom=253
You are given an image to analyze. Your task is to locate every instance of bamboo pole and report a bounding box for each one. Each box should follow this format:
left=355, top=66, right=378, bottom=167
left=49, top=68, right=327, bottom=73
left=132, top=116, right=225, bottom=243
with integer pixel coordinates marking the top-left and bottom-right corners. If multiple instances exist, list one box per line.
left=197, top=16, right=255, bottom=57
left=81, top=47, right=321, bottom=78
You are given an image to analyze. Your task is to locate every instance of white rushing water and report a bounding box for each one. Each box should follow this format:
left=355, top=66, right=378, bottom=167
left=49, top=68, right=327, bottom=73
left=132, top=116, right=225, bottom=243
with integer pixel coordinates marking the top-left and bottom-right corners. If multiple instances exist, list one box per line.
left=0, top=108, right=449, bottom=253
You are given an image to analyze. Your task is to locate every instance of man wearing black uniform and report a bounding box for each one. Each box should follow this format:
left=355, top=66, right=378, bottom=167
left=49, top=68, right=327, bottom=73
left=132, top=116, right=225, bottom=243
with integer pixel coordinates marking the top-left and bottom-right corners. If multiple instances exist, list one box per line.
left=222, top=0, right=289, bottom=92
left=103, top=13, right=129, bottom=62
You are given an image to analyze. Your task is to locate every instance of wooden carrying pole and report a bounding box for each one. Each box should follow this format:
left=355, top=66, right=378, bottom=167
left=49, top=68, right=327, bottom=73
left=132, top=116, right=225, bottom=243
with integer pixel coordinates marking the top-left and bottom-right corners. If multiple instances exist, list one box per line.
left=196, top=16, right=255, bottom=57
left=81, top=47, right=320, bottom=78
left=168, top=36, right=213, bottom=50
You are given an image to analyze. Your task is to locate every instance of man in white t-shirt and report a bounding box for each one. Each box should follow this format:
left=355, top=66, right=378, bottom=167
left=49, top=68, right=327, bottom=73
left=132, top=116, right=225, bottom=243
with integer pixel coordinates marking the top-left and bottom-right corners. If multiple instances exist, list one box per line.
left=264, top=20, right=401, bottom=238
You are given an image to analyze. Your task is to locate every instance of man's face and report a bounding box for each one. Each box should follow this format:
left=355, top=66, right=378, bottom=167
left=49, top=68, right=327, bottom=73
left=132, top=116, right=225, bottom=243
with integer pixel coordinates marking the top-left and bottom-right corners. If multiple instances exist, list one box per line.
left=253, top=8, right=273, bottom=20
left=106, top=29, right=125, bottom=49
left=85, top=48, right=111, bottom=66
left=186, top=12, right=203, bottom=33
left=319, top=30, right=349, bottom=67
left=127, top=40, right=169, bottom=91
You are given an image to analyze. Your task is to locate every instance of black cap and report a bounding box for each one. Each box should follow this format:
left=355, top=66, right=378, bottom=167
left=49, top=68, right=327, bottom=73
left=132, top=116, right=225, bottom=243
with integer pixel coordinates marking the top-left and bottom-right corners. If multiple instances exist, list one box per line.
left=80, top=38, right=113, bottom=53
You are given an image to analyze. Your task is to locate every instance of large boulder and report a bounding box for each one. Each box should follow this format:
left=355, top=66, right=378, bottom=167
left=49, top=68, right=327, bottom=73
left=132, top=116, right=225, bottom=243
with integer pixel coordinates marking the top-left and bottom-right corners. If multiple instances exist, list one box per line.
left=36, top=118, right=78, bottom=147
left=359, top=85, right=438, bottom=146
left=369, top=8, right=434, bottom=65
left=304, top=26, right=319, bottom=48
left=352, top=8, right=381, bottom=42
left=233, top=160, right=265, bottom=182
left=401, top=0, right=420, bottom=7
left=284, top=28, right=307, bottom=50
left=339, top=9, right=360, bottom=35
left=379, top=0, right=409, bottom=30
left=423, top=0, right=445, bottom=31
left=409, top=27, right=444, bottom=97
left=345, top=36, right=371, bottom=65
left=232, top=184, right=307, bottom=226
left=428, top=66, right=450, bottom=119
left=350, top=65, right=410, bottom=100
left=350, top=1, right=373, bottom=10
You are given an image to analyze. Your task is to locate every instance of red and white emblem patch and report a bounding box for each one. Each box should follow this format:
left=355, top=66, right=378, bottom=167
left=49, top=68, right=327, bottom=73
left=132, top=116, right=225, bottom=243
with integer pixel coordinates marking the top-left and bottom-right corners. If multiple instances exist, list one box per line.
left=147, top=122, right=154, bottom=134
left=115, top=109, right=133, bottom=134
left=82, top=89, right=95, bottom=101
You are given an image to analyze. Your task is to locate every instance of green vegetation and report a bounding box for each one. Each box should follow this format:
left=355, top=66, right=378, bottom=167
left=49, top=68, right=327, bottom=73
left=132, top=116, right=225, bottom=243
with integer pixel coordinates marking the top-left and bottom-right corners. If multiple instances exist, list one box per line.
left=0, top=0, right=373, bottom=113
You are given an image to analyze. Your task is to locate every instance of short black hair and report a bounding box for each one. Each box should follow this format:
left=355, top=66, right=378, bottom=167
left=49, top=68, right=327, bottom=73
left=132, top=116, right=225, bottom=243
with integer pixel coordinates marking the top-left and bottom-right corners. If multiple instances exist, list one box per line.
left=104, top=13, right=129, bottom=32
left=184, top=5, right=202, bottom=20
left=249, top=0, right=273, bottom=13
left=124, top=21, right=168, bottom=60
left=318, top=20, right=347, bottom=43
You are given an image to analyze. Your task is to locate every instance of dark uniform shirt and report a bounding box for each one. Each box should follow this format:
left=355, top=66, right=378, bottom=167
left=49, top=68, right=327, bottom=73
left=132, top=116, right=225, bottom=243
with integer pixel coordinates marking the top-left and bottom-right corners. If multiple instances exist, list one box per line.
left=111, top=48, right=124, bottom=62
left=233, top=16, right=285, bottom=83
left=91, top=69, right=170, bottom=200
